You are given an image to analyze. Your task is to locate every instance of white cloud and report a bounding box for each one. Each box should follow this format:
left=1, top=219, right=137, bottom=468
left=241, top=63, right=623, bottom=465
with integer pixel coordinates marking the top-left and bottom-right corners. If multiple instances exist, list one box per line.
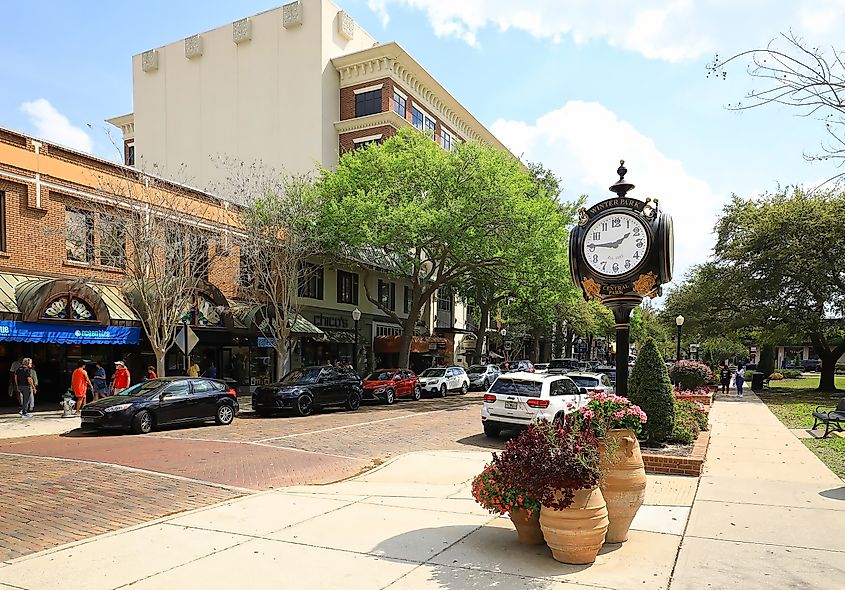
left=20, top=99, right=93, bottom=153
left=491, top=101, right=726, bottom=284
left=368, top=0, right=845, bottom=62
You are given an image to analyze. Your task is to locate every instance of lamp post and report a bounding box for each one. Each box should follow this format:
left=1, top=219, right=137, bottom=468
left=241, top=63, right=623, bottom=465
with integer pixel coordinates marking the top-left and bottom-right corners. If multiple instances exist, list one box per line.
left=352, top=308, right=361, bottom=374
left=675, top=315, right=685, bottom=361
left=500, top=328, right=507, bottom=363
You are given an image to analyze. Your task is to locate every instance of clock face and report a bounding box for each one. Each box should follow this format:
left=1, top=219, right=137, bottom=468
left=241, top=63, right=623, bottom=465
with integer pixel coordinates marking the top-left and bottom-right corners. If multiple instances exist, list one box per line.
left=582, top=213, right=649, bottom=277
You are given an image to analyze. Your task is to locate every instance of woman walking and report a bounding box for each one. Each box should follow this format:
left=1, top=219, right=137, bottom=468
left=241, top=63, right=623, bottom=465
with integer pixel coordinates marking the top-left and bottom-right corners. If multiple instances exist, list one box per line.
left=735, top=363, right=746, bottom=398
left=719, top=362, right=731, bottom=396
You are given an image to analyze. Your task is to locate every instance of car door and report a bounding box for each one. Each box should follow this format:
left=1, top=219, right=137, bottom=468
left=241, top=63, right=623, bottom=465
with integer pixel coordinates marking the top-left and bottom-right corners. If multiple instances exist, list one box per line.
left=157, top=380, right=193, bottom=424
left=443, top=368, right=455, bottom=391
left=322, top=368, right=348, bottom=406
left=191, top=379, right=220, bottom=419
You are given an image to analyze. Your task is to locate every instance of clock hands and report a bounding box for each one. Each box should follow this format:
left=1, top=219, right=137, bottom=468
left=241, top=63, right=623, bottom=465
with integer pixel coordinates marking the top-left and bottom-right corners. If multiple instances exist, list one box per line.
left=586, top=232, right=631, bottom=252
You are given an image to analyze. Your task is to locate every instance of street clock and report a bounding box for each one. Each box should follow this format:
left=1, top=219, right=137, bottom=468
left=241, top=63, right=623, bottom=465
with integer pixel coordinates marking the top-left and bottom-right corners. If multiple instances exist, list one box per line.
left=568, top=161, right=674, bottom=395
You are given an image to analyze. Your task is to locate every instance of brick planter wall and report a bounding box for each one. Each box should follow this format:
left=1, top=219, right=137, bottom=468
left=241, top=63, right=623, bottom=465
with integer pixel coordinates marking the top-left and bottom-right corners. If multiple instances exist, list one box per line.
left=676, top=392, right=714, bottom=406
left=642, top=431, right=710, bottom=477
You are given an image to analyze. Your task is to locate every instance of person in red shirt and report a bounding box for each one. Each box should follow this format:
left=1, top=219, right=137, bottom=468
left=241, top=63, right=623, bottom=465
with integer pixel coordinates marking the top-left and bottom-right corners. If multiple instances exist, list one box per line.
left=112, top=361, right=131, bottom=394
left=143, top=366, right=157, bottom=381
left=71, top=361, right=92, bottom=415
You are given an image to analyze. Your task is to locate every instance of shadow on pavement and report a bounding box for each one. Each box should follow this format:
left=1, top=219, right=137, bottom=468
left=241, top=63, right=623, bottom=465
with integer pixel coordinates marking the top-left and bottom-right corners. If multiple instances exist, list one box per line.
left=455, top=433, right=508, bottom=451
left=820, top=487, right=845, bottom=501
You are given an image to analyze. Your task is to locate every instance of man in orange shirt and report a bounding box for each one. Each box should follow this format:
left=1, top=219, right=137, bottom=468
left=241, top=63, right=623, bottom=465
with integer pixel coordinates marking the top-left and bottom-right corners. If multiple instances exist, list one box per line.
left=71, top=361, right=92, bottom=415
left=112, top=361, right=130, bottom=395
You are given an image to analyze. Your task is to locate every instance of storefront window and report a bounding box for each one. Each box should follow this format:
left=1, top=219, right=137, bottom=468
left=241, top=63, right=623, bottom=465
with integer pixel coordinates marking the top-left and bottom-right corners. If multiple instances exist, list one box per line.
left=42, top=296, right=95, bottom=321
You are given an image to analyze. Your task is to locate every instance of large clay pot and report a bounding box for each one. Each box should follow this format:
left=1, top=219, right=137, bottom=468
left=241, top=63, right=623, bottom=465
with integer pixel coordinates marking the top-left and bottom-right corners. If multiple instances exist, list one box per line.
left=509, top=508, right=545, bottom=545
left=599, top=428, right=647, bottom=543
left=539, top=487, right=609, bottom=564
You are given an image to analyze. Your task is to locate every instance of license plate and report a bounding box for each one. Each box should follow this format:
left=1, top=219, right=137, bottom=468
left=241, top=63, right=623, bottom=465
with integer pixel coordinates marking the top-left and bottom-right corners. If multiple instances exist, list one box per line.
left=504, top=401, right=517, bottom=409
left=81, top=417, right=95, bottom=423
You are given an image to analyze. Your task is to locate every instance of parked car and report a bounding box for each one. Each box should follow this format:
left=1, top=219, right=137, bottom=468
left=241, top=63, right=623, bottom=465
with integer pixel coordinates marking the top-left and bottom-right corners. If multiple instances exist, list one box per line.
left=80, top=377, right=238, bottom=434
left=592, top=365, right=617, bottom=387
left=417, top=366, right=470, bottom=397
left=466, top=364, right=501, bottom=390
left=546, top=358, right=581, bottom=374
left=499, top=360, right=535, bottom=373
left=362, top=369, right=420, bottom=404
left=566, top=371, right=615, bottom=395
left=801, top=359, right=822, bottom=372
left=252, top=366, right=362, bottom=417
left=481, top=373, right=586, bottom=437
left=534, top=363, right=549, bottom=373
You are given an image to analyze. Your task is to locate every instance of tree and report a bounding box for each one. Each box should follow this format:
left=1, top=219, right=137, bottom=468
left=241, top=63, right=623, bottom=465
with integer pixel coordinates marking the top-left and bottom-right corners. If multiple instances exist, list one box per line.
left=229, top=166, right=323, bottom=379
left=707, top=32, right=845, bottom=184
left=95, top=172, right=235, bottom=376
left=316, top=128, right=568, bottom=367
left=631, top=303, right=672, bottom=359
left=629, top=339, right=674, bottom=444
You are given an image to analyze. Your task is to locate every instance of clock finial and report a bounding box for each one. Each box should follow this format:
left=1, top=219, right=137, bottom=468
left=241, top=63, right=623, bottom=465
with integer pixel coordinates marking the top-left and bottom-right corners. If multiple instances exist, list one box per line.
left=609, top=160, right=635, bottom=197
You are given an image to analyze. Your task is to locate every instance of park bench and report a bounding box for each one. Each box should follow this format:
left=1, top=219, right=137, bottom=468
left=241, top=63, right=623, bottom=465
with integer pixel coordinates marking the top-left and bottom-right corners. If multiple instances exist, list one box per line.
left=811, top=398, right=845, bottom=438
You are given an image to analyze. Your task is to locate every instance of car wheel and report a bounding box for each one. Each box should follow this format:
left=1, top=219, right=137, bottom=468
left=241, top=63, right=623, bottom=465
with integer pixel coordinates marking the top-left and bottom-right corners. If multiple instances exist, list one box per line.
left=346, top=391, right=362, bottom=411
left=483, top=423, right=501, bottom=438
left=215, top=403, right=235, bottom=425
left=131, top=410, right=153, bottom=434
left=384, top=389, right=396, bottom=405
left=439, top=384, right=447, bottom=398
left=412, top=385, right=421, bottom=401
left=295, top=394, right=314, bottom=417
left=483, top=378, right=490, bottom=390
left=460, top=382, right=468, bottom=395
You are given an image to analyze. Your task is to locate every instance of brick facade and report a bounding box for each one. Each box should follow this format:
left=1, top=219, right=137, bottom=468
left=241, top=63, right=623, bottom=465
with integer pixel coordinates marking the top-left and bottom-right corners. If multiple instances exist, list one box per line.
left=338, top=125, right=398, bottom=154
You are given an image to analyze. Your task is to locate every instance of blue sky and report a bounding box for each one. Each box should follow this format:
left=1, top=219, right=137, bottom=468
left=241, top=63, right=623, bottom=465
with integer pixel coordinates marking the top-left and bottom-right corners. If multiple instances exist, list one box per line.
left=2, top=0, right=844, bottom=279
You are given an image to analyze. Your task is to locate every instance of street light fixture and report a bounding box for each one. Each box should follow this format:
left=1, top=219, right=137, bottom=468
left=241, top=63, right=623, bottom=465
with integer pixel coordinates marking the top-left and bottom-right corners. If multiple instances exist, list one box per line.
left=351, top=308, right=361, bottom=373
left=675, top=315, right=685, bottom=361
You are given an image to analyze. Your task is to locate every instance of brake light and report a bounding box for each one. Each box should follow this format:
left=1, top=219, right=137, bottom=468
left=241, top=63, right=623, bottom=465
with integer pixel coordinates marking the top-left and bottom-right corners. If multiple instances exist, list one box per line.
left=483, top=394, right=497, bottom=403
left=589, top=389, right=601, bottom=394
left=526, top=398, right=549, bottom=408
left=226, top=388, right=238, bottom=398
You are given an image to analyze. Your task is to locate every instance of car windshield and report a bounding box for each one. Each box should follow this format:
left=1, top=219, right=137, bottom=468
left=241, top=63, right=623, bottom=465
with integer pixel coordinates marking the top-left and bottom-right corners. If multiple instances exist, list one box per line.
left=569, top=376, right=600, bottom=388
left=281, top=368, right=323, bottom=384
left=420, top=368, right=445, bottom=377
left=366, top=371, right=397, bottom=381
left=114, top=380, right=162, bottom=397
left=489, top=378, right=542, bottom=397
left=467, top=365, right=486, bottom=374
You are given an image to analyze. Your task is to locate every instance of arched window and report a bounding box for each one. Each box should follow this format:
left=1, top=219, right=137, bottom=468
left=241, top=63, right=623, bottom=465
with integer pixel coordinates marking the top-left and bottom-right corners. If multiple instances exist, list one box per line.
left=181, top=292, right=224, bottom=327
left=41, top=295, right=96, bottom=321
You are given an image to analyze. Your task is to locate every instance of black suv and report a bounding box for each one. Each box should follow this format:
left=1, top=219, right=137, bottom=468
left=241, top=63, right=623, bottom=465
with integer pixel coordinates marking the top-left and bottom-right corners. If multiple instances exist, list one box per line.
left=252, top=366, right=362, bottom=417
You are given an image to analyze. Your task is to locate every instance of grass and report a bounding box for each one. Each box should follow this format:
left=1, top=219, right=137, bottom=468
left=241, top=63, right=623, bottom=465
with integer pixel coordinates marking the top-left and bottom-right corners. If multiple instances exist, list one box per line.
left=758, top=378, right=845, bottom=478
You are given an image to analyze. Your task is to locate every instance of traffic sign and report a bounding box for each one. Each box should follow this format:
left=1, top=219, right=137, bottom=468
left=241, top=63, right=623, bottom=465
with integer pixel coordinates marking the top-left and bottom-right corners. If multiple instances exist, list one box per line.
left=175, top=325, right=199, bottom=355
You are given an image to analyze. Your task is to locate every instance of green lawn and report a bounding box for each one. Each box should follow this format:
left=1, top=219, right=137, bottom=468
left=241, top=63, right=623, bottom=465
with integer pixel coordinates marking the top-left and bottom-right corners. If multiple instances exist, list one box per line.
left=758, top=380, right=845, bottom=477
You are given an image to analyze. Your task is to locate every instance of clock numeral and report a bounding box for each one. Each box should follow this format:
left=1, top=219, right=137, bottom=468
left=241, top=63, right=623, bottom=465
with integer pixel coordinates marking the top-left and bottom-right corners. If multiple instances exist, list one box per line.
left=624, top=259, right=631, bottom=269
left=626, top=219, right=631, bottom=228
left=612, top=263, right=619, bottom=273
left=593, top=254, right=598, bottom=263
left=592, top=231, right=601, bottom=241
left=636, top=239, right=644, bottom=249
left=601, top=222, right=608, bottom=231
left=600, top=262, right=607, bottom=271
left=633, top=251, right=640, bottom=259
left=633, top=226, right=640, bottom=235
left=611, top=217, right=621, bottom=228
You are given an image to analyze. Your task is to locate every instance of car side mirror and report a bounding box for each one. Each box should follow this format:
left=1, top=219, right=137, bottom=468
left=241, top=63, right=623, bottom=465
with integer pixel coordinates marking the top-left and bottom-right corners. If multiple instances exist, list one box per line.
left=159, top=392, right=169, bottom=400
left=579, top=387, right=588, bottom=396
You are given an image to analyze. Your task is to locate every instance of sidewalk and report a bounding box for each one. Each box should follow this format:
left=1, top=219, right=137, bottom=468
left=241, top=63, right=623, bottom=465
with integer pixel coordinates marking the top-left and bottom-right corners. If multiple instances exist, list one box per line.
left=0, top=450, right=695, bottom=590
left=0, top=409, right=79, bottom=439
left=671, top=393, right=845, bottom=589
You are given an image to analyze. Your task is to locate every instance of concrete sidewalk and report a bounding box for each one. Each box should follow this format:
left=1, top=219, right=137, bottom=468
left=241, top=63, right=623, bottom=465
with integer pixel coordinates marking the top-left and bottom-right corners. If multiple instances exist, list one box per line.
left=0, top=409, right=79, bottom=439
left=0, top=450, right=695, bottom=590
left=671, top=393, right=845, bottom=589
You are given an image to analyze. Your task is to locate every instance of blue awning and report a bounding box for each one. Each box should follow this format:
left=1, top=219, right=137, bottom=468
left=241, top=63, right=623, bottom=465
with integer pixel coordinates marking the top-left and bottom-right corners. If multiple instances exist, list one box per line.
left=0, top=320, right=140, bottom=345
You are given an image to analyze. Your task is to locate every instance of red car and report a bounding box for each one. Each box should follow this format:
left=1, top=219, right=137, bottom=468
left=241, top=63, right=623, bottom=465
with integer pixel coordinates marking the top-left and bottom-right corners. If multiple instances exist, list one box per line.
left=362, top=369, right=421, bottom=404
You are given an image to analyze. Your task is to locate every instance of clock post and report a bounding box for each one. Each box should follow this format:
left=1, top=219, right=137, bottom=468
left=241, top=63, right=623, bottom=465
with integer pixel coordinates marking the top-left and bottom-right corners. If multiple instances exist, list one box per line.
left=569, top=161, right=674, bottom=398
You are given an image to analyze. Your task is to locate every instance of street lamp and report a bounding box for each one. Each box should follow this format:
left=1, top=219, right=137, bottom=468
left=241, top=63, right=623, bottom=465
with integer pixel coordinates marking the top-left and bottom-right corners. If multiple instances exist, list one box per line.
left=675, top=315, right=685, bottom=361
left=351, top=308, right=361, bottom=373
left=500, top=328, right=507, bottom=363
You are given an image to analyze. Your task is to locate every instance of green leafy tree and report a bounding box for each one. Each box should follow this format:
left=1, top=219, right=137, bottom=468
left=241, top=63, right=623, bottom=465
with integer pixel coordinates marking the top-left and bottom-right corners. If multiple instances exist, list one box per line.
left=629, top=339, right=674, bottom=444
left=316, top=128, right=568, bottom=367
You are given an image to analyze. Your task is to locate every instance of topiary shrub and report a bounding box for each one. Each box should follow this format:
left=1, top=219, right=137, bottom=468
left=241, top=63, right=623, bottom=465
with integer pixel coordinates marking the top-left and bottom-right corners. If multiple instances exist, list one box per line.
left=668, top=360, right=714, bottom=389
left=629, top=339, right=675, bottom=444
left=759, top=344, right=775, bottom=378
left=781, top=369, right=802, bottom=379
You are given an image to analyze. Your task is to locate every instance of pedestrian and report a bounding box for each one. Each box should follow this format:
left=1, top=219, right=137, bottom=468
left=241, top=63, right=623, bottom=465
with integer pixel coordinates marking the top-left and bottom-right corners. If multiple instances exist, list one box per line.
left=203, top=362, right=217, bottom=379
left=14, top=358, right=35, bottom=418
left=71, top=360, right=92, bottom=415
left=143, top=366, right=157, bottom=381
left=92, top=361, right=108, bottom=401
left=188, top=360, right=200, bottom=377
left=719, top=362, right=731, bottom=396
left=28, top=365, right=38, bottom=412
left=8, top=356, right=22, bottom=404
left=112, top=361, right=130, bottom=394
left=735, top=363, right=746, bottom=398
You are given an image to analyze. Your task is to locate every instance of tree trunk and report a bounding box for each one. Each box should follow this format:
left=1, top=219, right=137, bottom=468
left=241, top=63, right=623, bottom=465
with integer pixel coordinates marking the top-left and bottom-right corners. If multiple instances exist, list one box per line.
left=474, top=301, right=491, bottom=361
left=155, top=348, right=166, bottom=378
left=810, top=333, right=845, bottom=392
left=565, top=328, right=574, bottom=358
left=553, top=320, right=563, bottom=358
left=530, top=327, right=541, bottom=363
left=398, top=311, right=420, bottom=369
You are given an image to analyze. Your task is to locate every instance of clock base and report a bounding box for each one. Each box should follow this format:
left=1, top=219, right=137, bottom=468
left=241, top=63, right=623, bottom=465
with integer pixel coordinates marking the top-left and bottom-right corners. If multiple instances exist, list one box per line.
left=604, top=295, right=643, bottom=398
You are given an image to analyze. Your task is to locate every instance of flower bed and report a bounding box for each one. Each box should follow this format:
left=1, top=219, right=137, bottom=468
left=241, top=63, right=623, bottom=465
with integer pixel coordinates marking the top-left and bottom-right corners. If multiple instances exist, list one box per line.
left=641, top=391, right=712, bottom=476
left=642, top=430, right=710, bottom=476
left=674, top=386, right=713, bottom=407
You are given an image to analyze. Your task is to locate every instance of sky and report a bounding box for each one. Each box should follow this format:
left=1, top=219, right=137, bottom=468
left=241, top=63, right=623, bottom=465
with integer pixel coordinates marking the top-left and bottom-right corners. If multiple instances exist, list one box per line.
left=2, top=0, right=845, bottom=284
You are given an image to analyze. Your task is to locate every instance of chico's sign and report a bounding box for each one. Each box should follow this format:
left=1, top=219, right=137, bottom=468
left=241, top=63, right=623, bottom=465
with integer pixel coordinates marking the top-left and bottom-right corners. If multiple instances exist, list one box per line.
left=312, top=314, right=350, bottom=329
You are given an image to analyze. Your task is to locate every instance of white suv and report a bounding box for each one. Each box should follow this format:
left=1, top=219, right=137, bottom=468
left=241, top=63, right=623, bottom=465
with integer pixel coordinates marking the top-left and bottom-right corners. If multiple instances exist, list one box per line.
left=481, top=372, right=586, bottom=437
left=566, top=372, right=615, bottom=395
left=418, top=366, right=470, bottom=397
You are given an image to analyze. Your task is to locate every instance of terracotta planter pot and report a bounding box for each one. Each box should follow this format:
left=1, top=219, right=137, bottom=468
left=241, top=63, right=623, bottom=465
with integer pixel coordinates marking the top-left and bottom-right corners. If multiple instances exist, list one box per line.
left=539, top=487, right=608, bottom=564
left=599, top=428, right=647, bottom=543
left=509, top=508, right=545, bottom=545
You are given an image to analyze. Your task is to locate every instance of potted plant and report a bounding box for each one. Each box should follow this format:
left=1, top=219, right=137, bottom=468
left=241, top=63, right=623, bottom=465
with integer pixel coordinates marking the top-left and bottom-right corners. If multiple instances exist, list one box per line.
left=570, top=392, right=648, bottom=543
left=493, top=421, right=607, bottom=564
left=471, top=464, right=544, bottom=544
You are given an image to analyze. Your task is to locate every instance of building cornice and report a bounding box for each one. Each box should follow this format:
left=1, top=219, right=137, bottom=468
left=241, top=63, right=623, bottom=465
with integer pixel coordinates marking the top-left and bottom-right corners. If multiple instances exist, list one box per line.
left=334, top=110, right=411, bottom=134
left=105, top=113, right=135, bottom=140
left=331, top=42, right=515, bottom=158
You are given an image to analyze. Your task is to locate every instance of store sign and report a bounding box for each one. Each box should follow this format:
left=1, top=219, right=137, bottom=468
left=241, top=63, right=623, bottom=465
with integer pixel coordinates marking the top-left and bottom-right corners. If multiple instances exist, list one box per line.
left=257, top=336, right=277, bottom=348
left=0, top=320, right=140, bottom=344
left=312, top=314, right=350, bottom=329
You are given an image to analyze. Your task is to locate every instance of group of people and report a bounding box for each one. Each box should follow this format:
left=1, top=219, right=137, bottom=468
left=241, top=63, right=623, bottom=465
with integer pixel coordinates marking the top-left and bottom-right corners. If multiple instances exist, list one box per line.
left=719, top=362, right=747, bottom=397
left=69, top=360, right=132, bottom=414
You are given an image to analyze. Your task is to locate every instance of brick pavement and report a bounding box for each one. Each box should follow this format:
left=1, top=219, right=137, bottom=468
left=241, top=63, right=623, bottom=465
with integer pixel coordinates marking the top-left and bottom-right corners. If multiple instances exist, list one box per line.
left=0, top=455, right=241, bottom=562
